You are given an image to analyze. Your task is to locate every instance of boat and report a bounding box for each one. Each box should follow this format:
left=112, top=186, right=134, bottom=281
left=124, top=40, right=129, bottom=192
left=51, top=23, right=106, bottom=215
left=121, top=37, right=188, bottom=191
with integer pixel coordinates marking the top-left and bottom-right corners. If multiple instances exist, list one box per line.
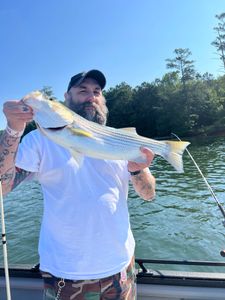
left=136, top=258, right=225, bottom=300
left=1, top=139, right=225, bottom=299
left=1, top=258, right=225, bottom=299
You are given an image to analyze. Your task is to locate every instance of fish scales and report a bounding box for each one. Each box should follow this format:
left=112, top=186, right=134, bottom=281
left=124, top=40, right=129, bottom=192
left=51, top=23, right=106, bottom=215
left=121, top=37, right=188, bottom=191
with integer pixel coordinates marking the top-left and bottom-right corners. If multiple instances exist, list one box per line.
left=72, top=118, right=167, bottom=152
left=77, top=127, right=168, bottom=155
left=22, top=91, right=190, bottom=172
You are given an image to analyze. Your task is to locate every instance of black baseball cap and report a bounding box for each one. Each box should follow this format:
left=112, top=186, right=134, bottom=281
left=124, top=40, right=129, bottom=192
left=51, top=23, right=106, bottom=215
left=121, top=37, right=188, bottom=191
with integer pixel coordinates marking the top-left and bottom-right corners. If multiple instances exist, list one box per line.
left=67, top=69, right=106, bottom=92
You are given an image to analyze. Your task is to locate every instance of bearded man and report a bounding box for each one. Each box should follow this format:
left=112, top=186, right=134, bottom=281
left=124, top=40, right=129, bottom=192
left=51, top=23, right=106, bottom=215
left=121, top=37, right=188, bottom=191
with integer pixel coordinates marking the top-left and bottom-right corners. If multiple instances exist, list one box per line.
left=0, top=70, right=155, bottom=300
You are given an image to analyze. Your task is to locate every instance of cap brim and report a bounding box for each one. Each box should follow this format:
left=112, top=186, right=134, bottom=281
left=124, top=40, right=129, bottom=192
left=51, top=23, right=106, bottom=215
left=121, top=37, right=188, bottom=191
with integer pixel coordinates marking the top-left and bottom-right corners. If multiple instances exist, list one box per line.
left=67, top=69, right=106, bottom=92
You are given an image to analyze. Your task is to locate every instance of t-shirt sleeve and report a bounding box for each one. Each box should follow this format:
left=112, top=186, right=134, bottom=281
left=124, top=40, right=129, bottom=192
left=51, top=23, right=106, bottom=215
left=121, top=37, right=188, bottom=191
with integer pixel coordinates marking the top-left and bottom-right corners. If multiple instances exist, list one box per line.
left=15, top=131, right=41, bottom=173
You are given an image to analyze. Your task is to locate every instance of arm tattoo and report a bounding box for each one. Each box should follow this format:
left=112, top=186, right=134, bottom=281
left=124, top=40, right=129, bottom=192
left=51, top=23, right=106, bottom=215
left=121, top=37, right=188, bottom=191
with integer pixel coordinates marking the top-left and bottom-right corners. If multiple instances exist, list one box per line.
left=0, top=130, right=21, bottom=148
left=1, top=167, right=15, bottom=185
left=0, top=149, right=17, bottom=165
left=131, top=171, right=155, bottom=201
left=0, top=130, right=31, bottom=193
left=11, top=168, right=32, bottom=190
left=132, top=173, right=153, bottom=193
left=1, top=167, right=31, bottom=190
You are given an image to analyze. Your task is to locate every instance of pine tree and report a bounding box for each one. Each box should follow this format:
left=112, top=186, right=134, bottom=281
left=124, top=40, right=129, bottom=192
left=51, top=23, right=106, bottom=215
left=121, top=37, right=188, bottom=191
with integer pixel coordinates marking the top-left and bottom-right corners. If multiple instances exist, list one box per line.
left=212, top=13, right=225, bottom=72
left=166, top=48, right=195, bottom=88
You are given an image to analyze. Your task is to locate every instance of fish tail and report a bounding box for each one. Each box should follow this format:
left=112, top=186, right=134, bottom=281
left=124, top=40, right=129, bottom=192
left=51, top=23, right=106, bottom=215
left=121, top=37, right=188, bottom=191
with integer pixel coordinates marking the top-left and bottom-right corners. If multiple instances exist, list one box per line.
left=164, top=141, right=190, bottom=173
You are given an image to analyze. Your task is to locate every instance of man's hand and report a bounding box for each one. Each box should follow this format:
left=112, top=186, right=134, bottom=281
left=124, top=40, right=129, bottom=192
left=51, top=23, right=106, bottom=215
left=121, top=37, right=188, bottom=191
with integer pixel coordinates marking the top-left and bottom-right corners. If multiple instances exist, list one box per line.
left=128, top=147, right=154, bottom=172
left=3, top=100, right=33, bottom=131
left=128, top=147, right=155, bottom=201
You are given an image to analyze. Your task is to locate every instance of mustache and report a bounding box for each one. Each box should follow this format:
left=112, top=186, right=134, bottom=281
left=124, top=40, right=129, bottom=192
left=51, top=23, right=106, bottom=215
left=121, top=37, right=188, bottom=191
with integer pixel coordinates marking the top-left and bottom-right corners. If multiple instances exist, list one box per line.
left=76, top=101, right=97, bottom=111
left=75, top=101, right=108, bottom=125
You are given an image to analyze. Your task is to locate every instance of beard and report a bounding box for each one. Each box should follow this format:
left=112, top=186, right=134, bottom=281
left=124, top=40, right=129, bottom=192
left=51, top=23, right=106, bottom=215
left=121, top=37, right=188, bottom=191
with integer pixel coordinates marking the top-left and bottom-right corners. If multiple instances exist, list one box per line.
left=67, top=98, right=108, bottom=125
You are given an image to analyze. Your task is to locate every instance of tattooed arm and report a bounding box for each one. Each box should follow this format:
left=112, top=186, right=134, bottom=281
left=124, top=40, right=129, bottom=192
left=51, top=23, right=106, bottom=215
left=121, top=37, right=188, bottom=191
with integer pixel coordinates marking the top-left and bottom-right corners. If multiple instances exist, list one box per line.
left=0, top=100, right=33, bottom=195
left=128, top=147, right=156, bottom=201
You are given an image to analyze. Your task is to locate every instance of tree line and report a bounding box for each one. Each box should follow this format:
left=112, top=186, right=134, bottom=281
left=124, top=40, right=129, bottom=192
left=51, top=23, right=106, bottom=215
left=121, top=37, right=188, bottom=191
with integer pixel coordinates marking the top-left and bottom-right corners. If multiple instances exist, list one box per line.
left=1, top=13, right=225, bottom=139
left=105, top=13, right=225, bottom=138
left=104, top=65, right=225, bottom=138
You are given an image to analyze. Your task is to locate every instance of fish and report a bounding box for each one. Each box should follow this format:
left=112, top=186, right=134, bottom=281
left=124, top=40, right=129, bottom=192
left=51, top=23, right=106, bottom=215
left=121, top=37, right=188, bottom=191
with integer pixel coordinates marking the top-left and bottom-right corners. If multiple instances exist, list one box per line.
left=22, top=91, right=190, bottom=173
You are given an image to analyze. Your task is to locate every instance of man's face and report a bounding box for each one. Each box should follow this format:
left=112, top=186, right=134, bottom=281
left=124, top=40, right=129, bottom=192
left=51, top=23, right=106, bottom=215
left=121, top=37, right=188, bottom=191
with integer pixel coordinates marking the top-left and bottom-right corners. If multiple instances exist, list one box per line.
left=65, top=78, right=108, bottom=125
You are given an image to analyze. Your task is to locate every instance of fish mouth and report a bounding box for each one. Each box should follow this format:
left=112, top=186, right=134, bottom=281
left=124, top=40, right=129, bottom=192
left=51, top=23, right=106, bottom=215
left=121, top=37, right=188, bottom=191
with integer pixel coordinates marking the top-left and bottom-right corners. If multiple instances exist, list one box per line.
left=46, top=125, right=67, bottom=130
left=36, top=123, right=67, bottom=131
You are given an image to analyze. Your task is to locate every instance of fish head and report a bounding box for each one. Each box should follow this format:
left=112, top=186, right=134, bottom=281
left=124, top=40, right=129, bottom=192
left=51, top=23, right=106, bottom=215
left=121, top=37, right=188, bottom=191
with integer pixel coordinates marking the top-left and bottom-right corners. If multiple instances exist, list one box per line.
left=22, top=91, right=74, bottom=128
left=22, top=91, right=47, bottom=110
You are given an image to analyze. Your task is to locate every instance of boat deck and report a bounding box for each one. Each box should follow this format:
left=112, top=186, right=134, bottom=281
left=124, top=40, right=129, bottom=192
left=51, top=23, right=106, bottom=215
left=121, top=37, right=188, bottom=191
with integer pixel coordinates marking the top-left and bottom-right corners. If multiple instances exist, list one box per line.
left=1, top=259, right=225, bottom=299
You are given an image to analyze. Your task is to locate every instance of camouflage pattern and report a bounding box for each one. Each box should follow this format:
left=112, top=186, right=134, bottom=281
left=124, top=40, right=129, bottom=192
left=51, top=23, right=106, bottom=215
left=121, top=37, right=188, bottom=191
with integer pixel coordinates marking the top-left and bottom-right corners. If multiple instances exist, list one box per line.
left=41, top=257, right=136, bottom=300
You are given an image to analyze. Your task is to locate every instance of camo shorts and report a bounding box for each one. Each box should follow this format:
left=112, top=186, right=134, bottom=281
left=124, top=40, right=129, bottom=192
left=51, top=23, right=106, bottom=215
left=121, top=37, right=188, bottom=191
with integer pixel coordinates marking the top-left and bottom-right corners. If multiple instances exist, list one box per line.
left=41, top=257, right=136, bottom=300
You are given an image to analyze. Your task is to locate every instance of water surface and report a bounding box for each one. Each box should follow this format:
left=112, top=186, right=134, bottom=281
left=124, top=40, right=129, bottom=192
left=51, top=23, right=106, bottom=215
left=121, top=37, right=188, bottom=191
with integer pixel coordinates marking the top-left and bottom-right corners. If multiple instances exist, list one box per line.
left=1, top=136, right=225, bottom=272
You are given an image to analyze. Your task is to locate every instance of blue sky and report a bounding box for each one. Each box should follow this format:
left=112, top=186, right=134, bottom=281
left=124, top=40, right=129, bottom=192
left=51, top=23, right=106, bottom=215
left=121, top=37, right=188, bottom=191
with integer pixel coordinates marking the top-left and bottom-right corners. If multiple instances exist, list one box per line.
left=0, top=0, right=224, bottom=129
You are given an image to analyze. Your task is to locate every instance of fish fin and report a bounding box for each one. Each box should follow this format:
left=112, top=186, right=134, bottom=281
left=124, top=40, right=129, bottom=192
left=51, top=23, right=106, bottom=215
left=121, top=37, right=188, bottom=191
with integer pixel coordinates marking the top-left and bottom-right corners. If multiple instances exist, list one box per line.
left=120, top=127, right=137, bottom=134
left=69, top=148, right=84, bottom=166
left=164, top=141, right=190, bottom=173
left=68, top=127, right=93, bottom=138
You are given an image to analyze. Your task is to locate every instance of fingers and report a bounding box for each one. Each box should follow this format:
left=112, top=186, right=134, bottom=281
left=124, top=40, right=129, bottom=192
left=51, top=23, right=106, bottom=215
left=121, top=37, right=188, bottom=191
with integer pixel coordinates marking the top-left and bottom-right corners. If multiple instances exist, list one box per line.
left=128, top=148, right=155, bottom=173
left=3, top=100, right=33, bottom=131
left=140, top=147, right=155, bottom=163
left=4, top=100, right=32, bottom=112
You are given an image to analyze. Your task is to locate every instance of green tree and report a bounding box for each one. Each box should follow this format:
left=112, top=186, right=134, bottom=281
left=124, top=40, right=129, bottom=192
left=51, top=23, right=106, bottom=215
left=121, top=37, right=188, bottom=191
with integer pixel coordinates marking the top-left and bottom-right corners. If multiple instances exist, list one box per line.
left=132, top=82, right=159, bottom=137
left=212, top=13, right=225, bottom=71
left=187, top=79, right=222, bottom=132
left=164, top=49, right=197, bottom=135
left=166, top=48, right=196, bottom=88
left=104, top=82, right=134, bottom=128
left=212, top=75, right=225, bottom=123
left=153, top=73, right=189, bottom=136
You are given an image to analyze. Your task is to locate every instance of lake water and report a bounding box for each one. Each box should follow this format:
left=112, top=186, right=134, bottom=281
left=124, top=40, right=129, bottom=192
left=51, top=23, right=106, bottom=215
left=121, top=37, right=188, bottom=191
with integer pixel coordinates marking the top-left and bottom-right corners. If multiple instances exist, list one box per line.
left=1, top=136, right=225, bottom=272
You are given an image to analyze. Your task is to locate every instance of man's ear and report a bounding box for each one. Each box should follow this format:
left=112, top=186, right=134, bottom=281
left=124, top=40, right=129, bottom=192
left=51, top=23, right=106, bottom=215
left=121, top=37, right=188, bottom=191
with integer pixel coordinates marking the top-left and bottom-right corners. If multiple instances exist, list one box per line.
left=64, top=92, right=69, bottom=104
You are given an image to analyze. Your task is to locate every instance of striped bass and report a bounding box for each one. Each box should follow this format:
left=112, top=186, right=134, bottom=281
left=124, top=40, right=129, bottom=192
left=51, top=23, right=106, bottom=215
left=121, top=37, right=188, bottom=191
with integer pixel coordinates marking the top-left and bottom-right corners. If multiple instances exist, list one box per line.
left=23, top=91, right=190, bottom=173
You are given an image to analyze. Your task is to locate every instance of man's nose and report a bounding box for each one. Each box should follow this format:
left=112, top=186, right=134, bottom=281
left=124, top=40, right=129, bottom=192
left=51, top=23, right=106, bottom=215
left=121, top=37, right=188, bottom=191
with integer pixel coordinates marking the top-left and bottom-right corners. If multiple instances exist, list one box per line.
left=87, top=93, right=96, bottom=102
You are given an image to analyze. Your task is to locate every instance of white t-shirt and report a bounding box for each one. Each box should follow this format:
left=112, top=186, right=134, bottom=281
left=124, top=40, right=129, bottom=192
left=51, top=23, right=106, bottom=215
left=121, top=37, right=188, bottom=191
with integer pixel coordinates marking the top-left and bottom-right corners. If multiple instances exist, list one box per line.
left=16, top=130, right=135, bottom=280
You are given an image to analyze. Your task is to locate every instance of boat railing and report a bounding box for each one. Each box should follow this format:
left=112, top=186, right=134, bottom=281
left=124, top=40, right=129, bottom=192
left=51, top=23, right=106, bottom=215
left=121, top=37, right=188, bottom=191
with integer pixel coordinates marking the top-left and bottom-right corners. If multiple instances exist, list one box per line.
left=135, top=258, right=225, bottom=288
left=136, top=258, right=225, bottom=273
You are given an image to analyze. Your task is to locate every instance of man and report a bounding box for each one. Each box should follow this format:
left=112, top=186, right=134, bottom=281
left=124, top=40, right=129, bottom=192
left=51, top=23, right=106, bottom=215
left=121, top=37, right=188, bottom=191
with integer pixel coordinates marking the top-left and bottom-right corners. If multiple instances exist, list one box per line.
left=0, top=70, right=155, bottom=300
